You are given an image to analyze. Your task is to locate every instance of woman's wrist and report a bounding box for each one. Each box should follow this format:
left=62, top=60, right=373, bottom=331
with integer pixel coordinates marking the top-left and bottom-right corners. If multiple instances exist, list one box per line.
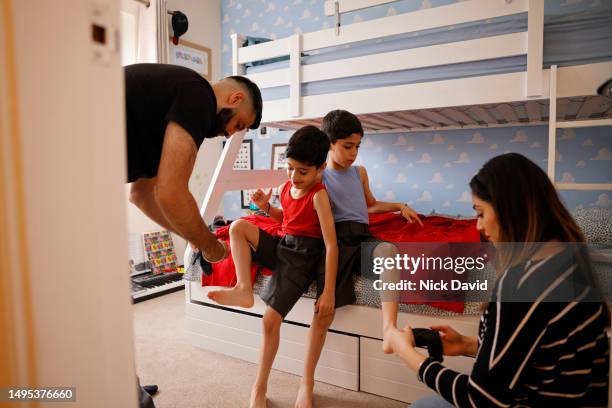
left=461, top=335, right=478, bottom=357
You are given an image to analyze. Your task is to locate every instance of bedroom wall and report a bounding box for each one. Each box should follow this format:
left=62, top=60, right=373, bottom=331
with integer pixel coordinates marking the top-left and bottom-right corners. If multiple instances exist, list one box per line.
left=220, top=0, right=612, bottom=220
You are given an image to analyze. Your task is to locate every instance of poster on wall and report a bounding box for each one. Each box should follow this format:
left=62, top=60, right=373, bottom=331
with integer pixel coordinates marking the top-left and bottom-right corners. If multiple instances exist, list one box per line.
left=223, top=140, right=255, bottom=209
left=270, top=143, right=288, bottom=206
left=169, top=38, right=212, bottom=81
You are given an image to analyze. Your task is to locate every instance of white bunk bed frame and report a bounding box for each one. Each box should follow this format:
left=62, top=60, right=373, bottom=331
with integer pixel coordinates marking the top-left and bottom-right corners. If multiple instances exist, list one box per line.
left=185, top=0, right=612, bottom=402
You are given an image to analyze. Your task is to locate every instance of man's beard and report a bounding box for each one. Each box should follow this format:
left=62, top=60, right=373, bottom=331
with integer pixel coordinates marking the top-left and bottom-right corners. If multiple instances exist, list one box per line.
left=210, top=108, right=236, bottom=137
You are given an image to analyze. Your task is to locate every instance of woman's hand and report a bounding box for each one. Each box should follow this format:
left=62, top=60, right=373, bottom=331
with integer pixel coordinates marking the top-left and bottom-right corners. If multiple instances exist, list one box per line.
left=400, top=204, right=423, bottom=226
left=251, top=188, right=272, bottom=211
left=429, top=325, right=469, bottom=356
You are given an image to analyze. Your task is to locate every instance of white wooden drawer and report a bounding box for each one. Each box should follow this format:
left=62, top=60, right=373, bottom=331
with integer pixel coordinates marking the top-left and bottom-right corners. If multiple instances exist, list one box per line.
left=360, top=337, right=474, bottom=403
left=186, top=302, right=359, bottom=390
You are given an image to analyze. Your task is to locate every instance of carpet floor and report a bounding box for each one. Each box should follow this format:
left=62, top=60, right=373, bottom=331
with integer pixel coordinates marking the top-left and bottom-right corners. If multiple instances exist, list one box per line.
left=133, top=290, right=408, bottom=408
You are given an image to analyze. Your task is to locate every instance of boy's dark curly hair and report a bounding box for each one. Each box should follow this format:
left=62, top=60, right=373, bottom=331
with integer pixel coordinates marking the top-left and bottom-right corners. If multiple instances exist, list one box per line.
left=285, top=125, right=330, bottom=167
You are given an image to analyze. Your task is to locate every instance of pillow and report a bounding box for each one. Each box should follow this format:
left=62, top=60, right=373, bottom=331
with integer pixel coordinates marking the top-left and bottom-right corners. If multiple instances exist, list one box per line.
left=572, top=207, right=612, bottom=243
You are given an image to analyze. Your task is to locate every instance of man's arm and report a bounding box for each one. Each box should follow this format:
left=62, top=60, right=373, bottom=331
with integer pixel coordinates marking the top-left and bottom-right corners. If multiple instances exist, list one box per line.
left=153, top=121, right=222, bottom=258
left=130, top=177, right=179, bottom=234
left=358, top=166, right=422, bottom=225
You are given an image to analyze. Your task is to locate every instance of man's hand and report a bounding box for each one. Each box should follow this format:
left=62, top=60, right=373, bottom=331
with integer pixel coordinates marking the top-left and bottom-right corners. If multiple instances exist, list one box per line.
left=315, top=290, right=335, bottom=316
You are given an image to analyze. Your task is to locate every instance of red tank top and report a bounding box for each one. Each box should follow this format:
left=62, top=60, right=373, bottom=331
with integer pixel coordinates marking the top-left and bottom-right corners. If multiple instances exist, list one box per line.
left=280, top=181, right=326, bottom=238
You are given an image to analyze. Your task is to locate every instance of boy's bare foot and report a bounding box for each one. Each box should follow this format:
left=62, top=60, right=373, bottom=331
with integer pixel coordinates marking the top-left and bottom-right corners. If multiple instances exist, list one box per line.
left=295, top=381, right=314, bottom=408
left=208, top=284, right=254, bottom=308
left=249, top=386, right=267, bottom=408
left=382, top=326, right=398, bottom=354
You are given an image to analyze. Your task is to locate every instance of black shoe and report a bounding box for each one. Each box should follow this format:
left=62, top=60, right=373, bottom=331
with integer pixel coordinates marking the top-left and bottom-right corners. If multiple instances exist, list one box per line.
left=142, top=385, right=159, bottom=396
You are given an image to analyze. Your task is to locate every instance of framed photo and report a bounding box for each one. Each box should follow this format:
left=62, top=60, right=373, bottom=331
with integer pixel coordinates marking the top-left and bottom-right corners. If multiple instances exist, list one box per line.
left=240, top=189, right=257, bottom=209
left=169, top=38, right=212, bottom=81
left=271, top=143, right=288, bottom=170
left=270, top=144, right=288, bottom=205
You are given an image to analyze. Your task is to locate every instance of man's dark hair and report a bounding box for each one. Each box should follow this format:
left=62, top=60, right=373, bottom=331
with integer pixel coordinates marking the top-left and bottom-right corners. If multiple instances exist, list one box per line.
left=228, top=75, right=263, bottom=129
left=286, top=125, right=330, bottom=167
left=321, top=109, right=364, bottom=143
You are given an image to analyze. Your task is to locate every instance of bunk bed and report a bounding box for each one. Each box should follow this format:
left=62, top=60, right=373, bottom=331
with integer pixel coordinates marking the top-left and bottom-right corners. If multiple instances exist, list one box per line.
left=184, top=0, right=612, bottom=402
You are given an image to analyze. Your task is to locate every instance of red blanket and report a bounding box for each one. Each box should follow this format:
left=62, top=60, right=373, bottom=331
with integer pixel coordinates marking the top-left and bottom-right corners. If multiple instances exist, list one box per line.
left=202, top=213, right=481, bottom=313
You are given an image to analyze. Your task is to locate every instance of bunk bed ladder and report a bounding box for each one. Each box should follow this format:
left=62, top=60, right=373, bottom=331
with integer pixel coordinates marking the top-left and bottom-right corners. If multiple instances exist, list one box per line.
left=548, top=65, right=612, bottom=191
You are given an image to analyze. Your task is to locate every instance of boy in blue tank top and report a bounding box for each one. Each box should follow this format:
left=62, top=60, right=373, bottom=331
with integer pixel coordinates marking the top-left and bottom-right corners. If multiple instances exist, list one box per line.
left=321, top=110, right=423, bottom=355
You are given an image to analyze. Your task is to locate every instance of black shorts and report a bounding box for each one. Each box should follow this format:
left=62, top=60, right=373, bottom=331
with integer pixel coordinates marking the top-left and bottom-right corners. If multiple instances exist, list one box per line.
left=334, top=221, right=386, bottom=304
left=253, top=229, right=325, bottom=318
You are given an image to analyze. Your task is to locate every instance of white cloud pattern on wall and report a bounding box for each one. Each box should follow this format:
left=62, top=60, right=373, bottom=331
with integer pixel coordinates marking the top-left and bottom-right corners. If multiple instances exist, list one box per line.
left=453, top=152, right=470, bottom=164
left=384, top=190, right=396, bottom=200
left=393, top=135, right=408, bottom=146
left=429, top=134, right=445, bottom=144
left=560, top=129, right=576, bottom=140
left=468, top=132, right=485, bottom=144
left=429, top=173, right=444, bottom=183
left=418, top=191, right=433, bottom=202
left=456, top=191, right=471, bottom=202
left=593, top=194, right=611, bottom=207
left=531, top=141, right=542, bottom=148
left=417, top=153, right=432, bottom=164
left=490, top=144, right=498, bottom=149
left=385, top=154, right=398, bottom=164
left=511, top=130, right=528, bottom=143
left=583, top=138, right=593, bottom=146
left=301, top=9, right=311, bottom=19
left=576, top=160, right=586, bottom=167
left=592, top=148, right=612, bottom=161
left=442, top=201, right=451, bottom=207
left=394, top=172, right=407, bottom=183
left=448, top=144, right=455, bottom=150
left=560, top=172, right=575, bottom=183
left=387, top=6, right=397, bottom=16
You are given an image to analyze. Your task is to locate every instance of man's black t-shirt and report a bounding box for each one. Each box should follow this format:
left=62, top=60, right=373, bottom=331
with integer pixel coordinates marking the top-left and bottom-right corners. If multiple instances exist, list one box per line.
left=124, top=63, right=217, bottom=182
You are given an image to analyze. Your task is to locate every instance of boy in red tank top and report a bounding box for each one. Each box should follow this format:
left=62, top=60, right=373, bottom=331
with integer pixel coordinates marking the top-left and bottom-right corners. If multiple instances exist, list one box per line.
left=208, top=126, right=338, bottom=408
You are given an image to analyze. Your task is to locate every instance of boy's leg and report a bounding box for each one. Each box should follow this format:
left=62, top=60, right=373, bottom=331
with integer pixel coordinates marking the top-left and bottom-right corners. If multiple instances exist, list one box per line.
left=373, top=241, right=402, bottom=354
left=208, top=219, right=260, bottom=307
left=296, top=310, right=335, bottom=408
left=251, top=307, right=283, bottom=408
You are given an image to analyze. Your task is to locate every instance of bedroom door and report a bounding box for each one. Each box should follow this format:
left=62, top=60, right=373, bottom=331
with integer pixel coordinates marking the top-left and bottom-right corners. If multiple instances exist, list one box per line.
left=0, top=0, right=138, bottom=406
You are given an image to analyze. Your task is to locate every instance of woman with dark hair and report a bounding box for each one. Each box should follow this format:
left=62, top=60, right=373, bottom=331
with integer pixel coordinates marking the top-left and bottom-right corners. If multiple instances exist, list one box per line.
left=388, top=153, right=609, bottom=407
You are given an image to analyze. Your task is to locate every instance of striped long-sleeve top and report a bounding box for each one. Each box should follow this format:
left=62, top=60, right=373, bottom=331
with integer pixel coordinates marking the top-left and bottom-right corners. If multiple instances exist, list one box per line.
left=418, top=248, right=610, bottom=407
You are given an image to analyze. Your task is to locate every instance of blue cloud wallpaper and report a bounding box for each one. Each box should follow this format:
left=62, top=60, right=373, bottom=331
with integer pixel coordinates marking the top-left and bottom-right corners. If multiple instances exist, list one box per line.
left=219, top=0, right=612, bottom=220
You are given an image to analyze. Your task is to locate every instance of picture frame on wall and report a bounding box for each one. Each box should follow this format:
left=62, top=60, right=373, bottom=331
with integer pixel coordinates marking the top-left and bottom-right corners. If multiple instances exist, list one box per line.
left=223, top=139, right=254, bottom=209
left=271, top=143, right=288, bottom=170
left=169, top=37, right=212, bottom=81
left=270, top=143, right=288, bottom=206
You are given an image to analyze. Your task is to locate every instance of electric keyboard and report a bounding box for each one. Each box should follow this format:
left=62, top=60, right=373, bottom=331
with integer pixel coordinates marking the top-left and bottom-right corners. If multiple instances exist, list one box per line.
left=131, top=271, right=184, bottom=302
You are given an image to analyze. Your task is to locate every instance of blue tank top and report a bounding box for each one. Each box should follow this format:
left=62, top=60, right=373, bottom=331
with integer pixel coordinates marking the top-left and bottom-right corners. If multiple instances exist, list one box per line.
left=322, top=166, right=369, bottom=224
